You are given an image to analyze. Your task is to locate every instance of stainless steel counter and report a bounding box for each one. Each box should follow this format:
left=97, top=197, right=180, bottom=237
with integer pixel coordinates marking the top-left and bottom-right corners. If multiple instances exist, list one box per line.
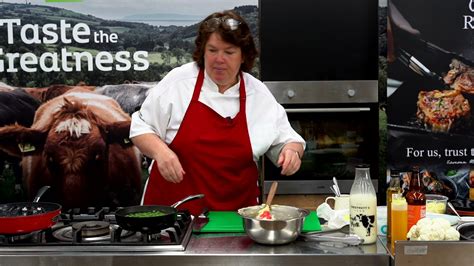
left=379, top=235, right=474, bottom=266
left=0, top=234, right=390, bottom=266
left=394, top=240, right=474, bottom=266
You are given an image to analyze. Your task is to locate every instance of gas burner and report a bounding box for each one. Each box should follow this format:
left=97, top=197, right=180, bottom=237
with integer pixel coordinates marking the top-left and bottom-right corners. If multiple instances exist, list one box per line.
left=72, top=221, right=110, bottom=237
left=0, top=230, right=46, bottom=244
left=52, top=223, right=133, bottom=243
left=0, top=209, right=193, bottom=251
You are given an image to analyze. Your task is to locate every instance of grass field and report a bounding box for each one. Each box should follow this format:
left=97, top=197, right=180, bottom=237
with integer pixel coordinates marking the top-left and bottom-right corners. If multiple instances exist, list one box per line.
left=37, top=45, right=193, bottom=67
left=104, top=27, right=130, bottom=34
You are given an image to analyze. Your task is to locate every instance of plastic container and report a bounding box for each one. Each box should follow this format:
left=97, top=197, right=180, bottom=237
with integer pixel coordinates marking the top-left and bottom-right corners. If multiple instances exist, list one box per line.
left=390, top=194, right=407, bottom=254
left=426, top=194, right=448, bottom=214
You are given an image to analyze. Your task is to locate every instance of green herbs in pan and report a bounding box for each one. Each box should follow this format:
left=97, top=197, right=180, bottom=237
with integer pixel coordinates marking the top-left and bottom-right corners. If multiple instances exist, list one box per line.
left=126, top=210, right=167, bottom=218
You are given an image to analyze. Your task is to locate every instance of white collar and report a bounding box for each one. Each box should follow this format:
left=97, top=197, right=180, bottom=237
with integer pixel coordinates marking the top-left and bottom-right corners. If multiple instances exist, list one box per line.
left=203, top=70, right=240, bottom=95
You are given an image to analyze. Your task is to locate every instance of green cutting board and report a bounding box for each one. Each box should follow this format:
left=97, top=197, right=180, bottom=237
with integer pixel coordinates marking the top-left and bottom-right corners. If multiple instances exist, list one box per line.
left=197, top=211, right=321, bottom=233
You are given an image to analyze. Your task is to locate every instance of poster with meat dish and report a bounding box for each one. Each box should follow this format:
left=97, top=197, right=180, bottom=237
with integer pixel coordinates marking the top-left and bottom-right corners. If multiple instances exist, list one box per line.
left=0, top=0, right=259, bottom=209
left=387, top=0, right=474, bottom=206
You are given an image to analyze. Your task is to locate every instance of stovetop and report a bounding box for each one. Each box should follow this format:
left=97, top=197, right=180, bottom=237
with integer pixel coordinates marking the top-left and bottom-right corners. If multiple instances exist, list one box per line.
left=0, top=207, right=194, bottom=252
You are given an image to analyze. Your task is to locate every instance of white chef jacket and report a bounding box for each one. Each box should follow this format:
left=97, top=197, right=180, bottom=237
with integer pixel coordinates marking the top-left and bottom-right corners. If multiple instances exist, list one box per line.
left=130, top=62, right=305, bottom=165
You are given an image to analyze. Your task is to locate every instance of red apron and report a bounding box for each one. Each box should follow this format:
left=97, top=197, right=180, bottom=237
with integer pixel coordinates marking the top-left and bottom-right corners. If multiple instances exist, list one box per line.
left=143, top=68, right=259, bottom=215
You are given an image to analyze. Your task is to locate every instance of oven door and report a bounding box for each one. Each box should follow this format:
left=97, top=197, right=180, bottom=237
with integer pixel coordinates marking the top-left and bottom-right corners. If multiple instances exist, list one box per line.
left=262, top=103, right=379, bottom=194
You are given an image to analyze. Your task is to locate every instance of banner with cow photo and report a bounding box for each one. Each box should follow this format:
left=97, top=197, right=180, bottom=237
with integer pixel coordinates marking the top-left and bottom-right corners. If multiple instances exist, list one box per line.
left=0, top=0, right=259, bottom=209
left=387, top=0, right=474, bottom=209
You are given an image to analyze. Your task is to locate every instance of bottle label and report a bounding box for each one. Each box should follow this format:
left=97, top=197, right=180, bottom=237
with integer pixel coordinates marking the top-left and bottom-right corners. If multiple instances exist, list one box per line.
left=407, top=205, right=426, bottom=230
left=349, top=194, right=377, bottom=244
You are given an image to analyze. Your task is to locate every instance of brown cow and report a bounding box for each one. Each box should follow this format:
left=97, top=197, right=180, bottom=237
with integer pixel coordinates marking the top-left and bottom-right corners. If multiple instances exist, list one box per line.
left=23, top=84, right=95, bottom=103
left=0, top=89, right=142, bottom=208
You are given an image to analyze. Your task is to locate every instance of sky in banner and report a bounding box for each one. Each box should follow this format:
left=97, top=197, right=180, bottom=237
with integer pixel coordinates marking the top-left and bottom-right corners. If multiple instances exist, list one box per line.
left=4, top=0, right=258, bottom=20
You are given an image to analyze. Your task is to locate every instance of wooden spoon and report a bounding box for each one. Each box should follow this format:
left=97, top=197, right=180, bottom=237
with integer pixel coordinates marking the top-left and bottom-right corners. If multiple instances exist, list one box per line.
left=266, top=181, right=278, bottom=207
left=257, top=181, right=278, bottom=219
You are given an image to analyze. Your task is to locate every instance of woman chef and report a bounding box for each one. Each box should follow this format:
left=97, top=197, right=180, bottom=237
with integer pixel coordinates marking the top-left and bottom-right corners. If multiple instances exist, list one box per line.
left=130, top=10, right=305, bottom=215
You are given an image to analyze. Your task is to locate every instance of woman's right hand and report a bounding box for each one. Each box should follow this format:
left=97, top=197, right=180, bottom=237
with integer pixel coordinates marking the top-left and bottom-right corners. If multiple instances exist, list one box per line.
left=155, top=146, right=186, bottom=183
left=131, top=133, right=185, bottom=183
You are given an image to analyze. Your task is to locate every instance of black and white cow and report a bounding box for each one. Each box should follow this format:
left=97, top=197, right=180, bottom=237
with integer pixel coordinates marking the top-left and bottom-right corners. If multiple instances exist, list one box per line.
left=95, top=84, right=154, bottom=115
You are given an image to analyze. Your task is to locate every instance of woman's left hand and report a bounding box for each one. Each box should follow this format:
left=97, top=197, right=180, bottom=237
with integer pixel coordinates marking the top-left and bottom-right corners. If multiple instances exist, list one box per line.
left=277, top=144, right=303, bottom=176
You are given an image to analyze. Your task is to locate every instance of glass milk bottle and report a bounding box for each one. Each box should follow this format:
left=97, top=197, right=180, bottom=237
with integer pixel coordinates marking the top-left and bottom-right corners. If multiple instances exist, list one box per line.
left=350, top=165, right=377, bottom=244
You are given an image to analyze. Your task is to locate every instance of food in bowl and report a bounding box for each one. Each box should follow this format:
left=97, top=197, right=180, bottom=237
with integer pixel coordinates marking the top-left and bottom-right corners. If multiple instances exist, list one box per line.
left=426, top=194, right=448, bottom=214
left=126, top=210, right=166, bottom=218
left=238, top=204, right=309, bottom=245
left=256, top=204, right=274, bottom=220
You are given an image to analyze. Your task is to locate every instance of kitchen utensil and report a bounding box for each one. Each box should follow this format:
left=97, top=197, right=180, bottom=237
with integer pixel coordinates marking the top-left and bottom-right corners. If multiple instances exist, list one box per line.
left=257, top=181, right=278, bottom=219
left=266, top=181, right=278, bottom=206
left=33, top=186, right=51, bottom=203
left=447, top=201, right=474, bottom=224
left=301, top=232, right=364, bottom=246
left=238, top=204, right=309, bottom=245
left=0, top=186, right=62, bottom=234
left=332, top=177, right=341, bottom=196
left=302, top=224, right=350, bottom=235
left=456, top=222, right=474, bottom=241
left=397, top=48, right=447, bottom=83
left=448, top=202, right=462, bottom=219
left=329, top=186, right=337, bottom=196
left=115, top=194, right=204, bottom=233
left=407, top=33, right=474, bottom=68
left=332, top=185, right=340, bottom=197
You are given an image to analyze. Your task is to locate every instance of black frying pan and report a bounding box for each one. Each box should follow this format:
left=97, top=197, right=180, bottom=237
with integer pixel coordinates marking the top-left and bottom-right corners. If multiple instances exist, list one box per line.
left=115, top=194, right=204, bottom=233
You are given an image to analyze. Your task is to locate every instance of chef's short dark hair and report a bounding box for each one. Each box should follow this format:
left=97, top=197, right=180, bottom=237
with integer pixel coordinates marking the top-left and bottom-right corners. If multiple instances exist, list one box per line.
left=193, top=10, right=258, bottom=72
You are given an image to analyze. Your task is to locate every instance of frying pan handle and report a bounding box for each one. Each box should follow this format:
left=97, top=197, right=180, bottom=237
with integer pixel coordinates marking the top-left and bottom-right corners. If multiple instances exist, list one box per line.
left=33, top=186, right=51, bottom=203
left=171, top=194, right=204, bottom=208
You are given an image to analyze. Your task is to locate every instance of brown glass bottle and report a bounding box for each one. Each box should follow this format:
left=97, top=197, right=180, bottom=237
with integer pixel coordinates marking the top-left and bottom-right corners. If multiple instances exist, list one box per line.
left=406, top=167, right=426, bottom=231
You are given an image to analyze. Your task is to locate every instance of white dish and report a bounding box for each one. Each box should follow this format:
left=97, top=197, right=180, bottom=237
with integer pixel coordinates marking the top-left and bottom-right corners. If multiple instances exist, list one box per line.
left=426, top=213, right=460, bottom=226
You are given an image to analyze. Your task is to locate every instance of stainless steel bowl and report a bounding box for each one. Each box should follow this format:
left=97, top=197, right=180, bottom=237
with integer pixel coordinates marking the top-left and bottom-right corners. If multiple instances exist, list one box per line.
left=456, top=221, right=474, bottom=241
left=237, top=204, right=309, bottom=245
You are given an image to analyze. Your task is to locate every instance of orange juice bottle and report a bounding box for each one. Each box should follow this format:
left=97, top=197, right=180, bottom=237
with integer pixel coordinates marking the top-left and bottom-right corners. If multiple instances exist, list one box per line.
left=391, top=193, right=407, bottom=254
